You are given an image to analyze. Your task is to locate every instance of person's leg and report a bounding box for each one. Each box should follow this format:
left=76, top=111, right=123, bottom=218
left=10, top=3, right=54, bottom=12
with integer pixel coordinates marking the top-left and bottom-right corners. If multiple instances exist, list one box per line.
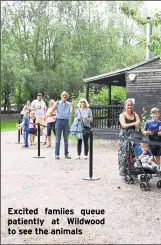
left=118, top=140, right=127, bottom=176
left=53, top=121, right=56, bottom=136
left=33, top=134, right=35, bottom=144
left=83, top=134, right=89, bottom=157
left=24, top=130, right=29, bottom=147
left=63, top=120, right=70, bottom=157
left=77, top=139, right=82, bottom=155
left=30, top=134, right=33, bottom=145
left=23, top=130, right=26, bottom=146
left=47, top=123, right=52, bottom=147
left=26, top=130, right=29, bottom=147
left=55, top=120, right=62, bottom=157
left=77, top=139, right=82, bottom=158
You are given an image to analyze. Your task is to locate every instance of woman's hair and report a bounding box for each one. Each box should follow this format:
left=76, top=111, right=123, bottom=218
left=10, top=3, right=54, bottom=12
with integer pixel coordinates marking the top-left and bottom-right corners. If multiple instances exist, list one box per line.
left=124, top=99, right=134, bottom=114
left=26, top=100, right=31, bottom=106
left=49, top=99, right=55, bottom=107
left=77, top=98, right=89, bottom=108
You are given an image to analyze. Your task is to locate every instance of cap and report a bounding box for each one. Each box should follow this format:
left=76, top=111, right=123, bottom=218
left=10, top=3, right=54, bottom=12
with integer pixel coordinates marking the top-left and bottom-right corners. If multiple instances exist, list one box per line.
left=37, top=93, right=42, bottom=96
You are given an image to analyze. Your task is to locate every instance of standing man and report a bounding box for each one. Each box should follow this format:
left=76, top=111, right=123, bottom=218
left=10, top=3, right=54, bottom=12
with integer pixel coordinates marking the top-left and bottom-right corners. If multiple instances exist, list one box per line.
left=31, top=93, right=47, bottom=131
left=51, top=91, right=74, bottom=159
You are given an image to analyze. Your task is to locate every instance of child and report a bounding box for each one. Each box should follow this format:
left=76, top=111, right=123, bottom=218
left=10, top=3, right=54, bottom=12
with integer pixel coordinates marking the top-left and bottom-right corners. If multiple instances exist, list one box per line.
left=17, top=109, right=30, bottom=148
left=29, top=111, right=37, bottom=146
left=138, top=143, right=158, bottom=171
left=143, top=107, right=161, bottom=169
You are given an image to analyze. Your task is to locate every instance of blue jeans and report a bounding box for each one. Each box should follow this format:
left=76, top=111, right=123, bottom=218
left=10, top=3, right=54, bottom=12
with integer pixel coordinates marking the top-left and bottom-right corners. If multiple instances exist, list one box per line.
left=24, top=130, right=29, bottom=147
left=55, top=119, right=70, bottom=156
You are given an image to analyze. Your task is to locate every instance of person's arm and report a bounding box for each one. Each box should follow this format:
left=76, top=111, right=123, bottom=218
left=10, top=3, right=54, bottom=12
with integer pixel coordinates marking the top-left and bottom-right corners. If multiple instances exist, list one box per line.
left=70, top=102, right=74, bottom=113
left=17, top=120, right=25, bottom=129
left=134, top=113, right=141, bottom=128
left=138, top=153, right=144, bottom=160
left=143, top=122, right=152, bottom=136
left=119, top=113, right=140, bottom=129
left=85, top=108, right=93, bottom=123
left=50, top=100, right=59, bottom=113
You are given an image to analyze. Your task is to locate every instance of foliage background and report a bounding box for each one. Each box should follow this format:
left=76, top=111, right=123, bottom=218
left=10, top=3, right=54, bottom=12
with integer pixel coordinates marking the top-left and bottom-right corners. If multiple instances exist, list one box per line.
left=1, top=1, right=161, bottom=110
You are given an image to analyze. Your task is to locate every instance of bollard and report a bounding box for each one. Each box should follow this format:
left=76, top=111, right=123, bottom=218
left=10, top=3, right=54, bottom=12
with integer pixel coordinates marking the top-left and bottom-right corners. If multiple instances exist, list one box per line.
left=15, top=118, right=22, bottom=144
left=83, top=130, right=100, bottom=181
left=33, top=123, right=45, bottom=158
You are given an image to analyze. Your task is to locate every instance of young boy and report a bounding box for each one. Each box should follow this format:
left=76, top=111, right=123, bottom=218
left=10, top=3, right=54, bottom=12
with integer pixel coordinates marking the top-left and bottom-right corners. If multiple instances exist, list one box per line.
left=17, top=109, right=30, bottom=148
left=143, top=107, right=161, bottom=169
left=138, top=143, right=158, bottom=170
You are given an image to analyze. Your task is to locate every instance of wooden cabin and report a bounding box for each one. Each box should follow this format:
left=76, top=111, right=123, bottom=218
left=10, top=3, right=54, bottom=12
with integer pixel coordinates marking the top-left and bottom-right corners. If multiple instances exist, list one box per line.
left=84, top=56, right=161, bottom=139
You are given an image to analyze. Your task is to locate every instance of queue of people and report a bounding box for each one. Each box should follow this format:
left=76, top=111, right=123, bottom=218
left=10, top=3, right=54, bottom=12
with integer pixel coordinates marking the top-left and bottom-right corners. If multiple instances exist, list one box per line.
left=17, top=91, right=93, bottom=160
left=17, top=96, right=161, bottom=169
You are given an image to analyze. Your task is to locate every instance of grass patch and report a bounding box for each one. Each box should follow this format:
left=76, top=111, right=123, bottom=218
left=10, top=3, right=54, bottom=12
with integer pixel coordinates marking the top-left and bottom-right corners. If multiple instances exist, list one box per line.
left=1, top=119, right=17, bottom=132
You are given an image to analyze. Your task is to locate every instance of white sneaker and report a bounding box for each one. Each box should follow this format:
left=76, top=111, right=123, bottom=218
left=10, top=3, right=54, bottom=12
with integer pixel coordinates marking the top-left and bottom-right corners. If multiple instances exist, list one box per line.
left=76, top=155, right=80, bottom=159
left=84, top=155, right=88, bottom=159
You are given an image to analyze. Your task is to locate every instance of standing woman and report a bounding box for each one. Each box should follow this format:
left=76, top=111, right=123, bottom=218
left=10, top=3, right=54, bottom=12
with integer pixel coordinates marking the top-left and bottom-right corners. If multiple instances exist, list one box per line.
left=118, top=99, right=141, bottom=176
left=75, top=98, right=93, bottom=159
left=46, top=99, right=56, bottom=147
left=21, top=100, right=31, bottom=117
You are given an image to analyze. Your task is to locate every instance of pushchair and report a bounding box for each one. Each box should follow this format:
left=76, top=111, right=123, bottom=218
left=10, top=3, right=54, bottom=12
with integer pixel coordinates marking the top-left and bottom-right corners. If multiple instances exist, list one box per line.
left=123, top=130, right=161, bottom=191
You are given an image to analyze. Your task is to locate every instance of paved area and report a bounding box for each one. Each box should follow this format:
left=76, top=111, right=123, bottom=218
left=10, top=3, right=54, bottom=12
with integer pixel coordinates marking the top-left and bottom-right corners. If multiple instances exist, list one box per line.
left=1, top=131, right=161, bottom=244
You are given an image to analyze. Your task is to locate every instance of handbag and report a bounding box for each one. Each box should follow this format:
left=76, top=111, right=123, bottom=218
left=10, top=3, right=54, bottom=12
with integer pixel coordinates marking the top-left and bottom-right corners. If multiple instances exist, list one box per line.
left=78, top=109, right=91, bottom=136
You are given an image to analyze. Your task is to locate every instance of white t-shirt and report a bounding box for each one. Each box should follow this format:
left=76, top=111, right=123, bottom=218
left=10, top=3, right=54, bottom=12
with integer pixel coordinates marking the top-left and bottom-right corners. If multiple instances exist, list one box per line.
left=31, top=99, right=46, bottom=118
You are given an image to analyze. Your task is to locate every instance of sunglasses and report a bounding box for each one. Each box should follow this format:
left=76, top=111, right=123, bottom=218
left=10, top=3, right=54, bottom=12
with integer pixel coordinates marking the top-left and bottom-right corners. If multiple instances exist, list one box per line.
left=80, top=101, right=86, bottom=103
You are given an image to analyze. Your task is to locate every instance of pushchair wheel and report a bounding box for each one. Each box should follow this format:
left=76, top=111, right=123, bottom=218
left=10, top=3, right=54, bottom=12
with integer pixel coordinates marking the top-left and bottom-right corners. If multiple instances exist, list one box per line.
left=125, top=176, right=134, bottom=184
left=140, top=182, right=150, bottom=191
left=140, top=175, right=146, bottom=182
left=157, top=180, right=161, bottom=189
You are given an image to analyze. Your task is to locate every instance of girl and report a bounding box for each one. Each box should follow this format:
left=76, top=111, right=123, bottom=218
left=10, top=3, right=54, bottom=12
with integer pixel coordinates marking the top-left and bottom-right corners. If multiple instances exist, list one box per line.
left=29, top=111, right=37, bottom=145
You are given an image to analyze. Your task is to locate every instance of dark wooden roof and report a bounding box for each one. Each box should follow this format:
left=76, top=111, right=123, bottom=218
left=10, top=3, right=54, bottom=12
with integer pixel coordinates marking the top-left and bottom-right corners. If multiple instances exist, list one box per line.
left=83, top=56, right=160, bottom=86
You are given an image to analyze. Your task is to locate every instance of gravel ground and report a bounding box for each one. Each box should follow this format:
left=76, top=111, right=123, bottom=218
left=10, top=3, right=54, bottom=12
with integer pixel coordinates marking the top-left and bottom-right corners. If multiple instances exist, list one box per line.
left=1, top=131, right=161, bottom=244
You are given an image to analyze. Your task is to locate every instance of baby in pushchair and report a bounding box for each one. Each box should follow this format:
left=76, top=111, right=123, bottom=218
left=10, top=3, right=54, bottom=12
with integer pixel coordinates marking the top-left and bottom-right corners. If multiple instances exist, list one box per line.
left=124, top=131, right=161, bottom=191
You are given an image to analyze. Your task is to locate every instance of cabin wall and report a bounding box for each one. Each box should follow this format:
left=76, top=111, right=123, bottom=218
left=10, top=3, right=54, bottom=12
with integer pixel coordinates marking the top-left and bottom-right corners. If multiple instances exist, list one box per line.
left=126, top=58, right=161, bottom=119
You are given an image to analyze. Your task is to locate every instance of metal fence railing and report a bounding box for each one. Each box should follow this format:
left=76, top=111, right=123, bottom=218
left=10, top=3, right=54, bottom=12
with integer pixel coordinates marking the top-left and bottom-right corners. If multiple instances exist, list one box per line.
left=90, top=104, right=124, bottom=129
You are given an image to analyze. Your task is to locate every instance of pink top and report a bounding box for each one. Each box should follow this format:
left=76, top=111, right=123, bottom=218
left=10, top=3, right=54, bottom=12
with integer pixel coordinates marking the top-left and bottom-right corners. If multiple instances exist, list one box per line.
left=46, top=108, right=56, bottom=123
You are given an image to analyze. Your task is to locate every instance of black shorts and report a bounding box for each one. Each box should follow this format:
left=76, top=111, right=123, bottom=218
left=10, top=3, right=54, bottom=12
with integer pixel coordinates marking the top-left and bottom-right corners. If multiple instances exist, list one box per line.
left=149, top=135, right=161, bottom=156
left=29, top=128, right=37, bottom=136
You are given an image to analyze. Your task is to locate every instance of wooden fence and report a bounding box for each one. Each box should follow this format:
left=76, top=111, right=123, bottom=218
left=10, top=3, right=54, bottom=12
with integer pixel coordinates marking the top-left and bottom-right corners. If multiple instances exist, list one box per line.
left=90, top=104, right=124, bottom=129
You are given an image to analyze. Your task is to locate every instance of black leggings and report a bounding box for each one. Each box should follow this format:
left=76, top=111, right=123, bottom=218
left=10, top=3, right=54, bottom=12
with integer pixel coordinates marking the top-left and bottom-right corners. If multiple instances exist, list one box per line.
left=77, top=134, right=89, bottom=156
left=47, top=122, right=56, bottom=136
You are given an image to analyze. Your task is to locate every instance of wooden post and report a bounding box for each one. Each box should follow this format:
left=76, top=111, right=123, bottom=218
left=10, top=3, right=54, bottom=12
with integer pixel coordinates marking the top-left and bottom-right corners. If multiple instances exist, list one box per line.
left=108, top=85, right=111, bottom=127
left=86, top=83, right=89, bottom=102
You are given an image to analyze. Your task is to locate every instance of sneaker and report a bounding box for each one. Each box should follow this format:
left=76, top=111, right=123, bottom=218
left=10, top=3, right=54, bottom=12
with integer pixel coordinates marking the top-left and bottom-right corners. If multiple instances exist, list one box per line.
left=22, top=145, right=29, bottom=148
left=76, top=155, right=80, bottom=159
left=43, top=142, right=47, bottom=145
left=55, top=155, right=60, bottom=160
left=84, top=155, right=88, bottom=159
left=65, top=155, right=71, bottom=159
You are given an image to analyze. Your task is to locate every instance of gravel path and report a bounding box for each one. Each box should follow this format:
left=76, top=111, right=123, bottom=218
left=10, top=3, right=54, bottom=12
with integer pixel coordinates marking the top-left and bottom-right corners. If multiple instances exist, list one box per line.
left=1, top=131, right=161, bottom=244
